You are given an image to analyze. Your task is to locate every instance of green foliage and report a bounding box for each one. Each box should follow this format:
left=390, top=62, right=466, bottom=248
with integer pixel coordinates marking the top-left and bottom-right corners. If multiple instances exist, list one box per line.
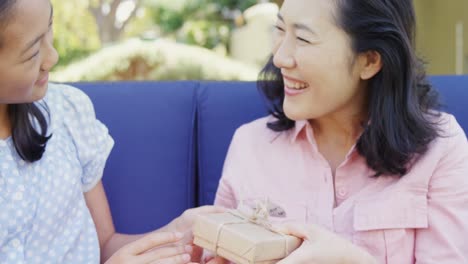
left=215, top=0, right=258, bottom=11
left=51, top=0, right=100, bottom=68
left=54, top=48, right=94, bottom=68
left=50, top=39, right=259, bottom=82
left=122, top=8, right=156, bottom=40
left=177, top=20, right=230, bottom=50
left=146, top=0, right=258, bottom=49
left=50, top=0, right=266, bottom=69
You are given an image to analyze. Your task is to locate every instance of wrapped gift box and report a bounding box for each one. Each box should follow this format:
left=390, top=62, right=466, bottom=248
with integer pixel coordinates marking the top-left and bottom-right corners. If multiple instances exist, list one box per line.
left=193, top=212, right=302, bottom=264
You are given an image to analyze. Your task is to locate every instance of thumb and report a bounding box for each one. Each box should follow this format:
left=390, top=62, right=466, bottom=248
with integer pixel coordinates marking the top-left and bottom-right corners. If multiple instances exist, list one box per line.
left=276, top=245, right=310, bottom=264
left=126, top=232, right=184, bottom=255
left=273, top=223, right=312, bottom=240
left=206, top=256, right=230, bottom=264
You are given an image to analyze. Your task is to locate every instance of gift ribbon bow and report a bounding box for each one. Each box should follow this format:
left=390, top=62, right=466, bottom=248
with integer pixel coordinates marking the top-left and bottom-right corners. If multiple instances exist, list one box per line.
left=233, top=198, right=273, bottom=229
left=213, top=199, right=293, bottom=262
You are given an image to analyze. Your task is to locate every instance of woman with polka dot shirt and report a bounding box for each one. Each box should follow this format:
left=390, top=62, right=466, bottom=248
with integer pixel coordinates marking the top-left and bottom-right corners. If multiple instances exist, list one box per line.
left=0, top=0, right=221, bottom=263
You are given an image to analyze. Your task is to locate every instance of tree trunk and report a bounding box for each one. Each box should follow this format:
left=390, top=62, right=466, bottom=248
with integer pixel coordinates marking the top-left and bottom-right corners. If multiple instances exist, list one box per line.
left=273, top=0, right=284, bottom=7
left=88, top=0, right=140, bottom=45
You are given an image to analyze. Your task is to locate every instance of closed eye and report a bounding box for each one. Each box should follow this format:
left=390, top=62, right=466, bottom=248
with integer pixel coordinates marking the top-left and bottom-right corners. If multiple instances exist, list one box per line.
left=274, top=25, right=285, bottom=32
left=26, top=51, right=40, bottom=61
left=26, top=20, right=53, bottom=62
left=297, top=37, right=311, bottom=44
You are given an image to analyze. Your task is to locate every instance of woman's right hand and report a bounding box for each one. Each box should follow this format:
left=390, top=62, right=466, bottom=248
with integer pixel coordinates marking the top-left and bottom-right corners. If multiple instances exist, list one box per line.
left=105, top=231, right=194, bottom=264
left=275, top=223, right=376, bottom=264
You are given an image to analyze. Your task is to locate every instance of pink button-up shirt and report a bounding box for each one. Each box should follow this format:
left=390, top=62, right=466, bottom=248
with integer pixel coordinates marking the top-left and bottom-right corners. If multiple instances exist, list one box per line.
left=215, top=113, right=468, bottom=263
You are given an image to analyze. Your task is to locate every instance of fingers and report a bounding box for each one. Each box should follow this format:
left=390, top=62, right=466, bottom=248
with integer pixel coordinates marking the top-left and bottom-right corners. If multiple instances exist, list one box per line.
left=205, top=256, right=229, bottom=264
left=141, top=244, right=193, bottom=263
left=186, top=206, right=227, bottom=216
left=201, top=249, right=216, bottom=263
left=276, top=253, right=304, bottom=264
left=126, top=232, right=185, bottom=255
left=189, top=244, right=203, bottom=262
left=147, top=253, right=192, bottom=264
left=171, top=206, right=227, bottom=235
left=274, top=222, right=328, bottom=242
left=172, top=231, right=193, bottom=246
left=276, top=244, right=311, bottom=264
left=273, top=223, right=312, bottom=240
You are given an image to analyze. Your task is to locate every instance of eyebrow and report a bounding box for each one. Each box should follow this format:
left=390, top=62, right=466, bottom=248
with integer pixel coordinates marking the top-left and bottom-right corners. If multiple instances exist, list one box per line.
left=21, top=5, right=54, bottom=55
left=277, top=13, right=318, bottom=35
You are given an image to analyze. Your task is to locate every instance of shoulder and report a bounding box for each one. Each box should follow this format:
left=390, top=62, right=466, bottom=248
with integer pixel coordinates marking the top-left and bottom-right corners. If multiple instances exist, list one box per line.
left=232, top=115, right=284, bottom=144
left=43, top=82, right=95, bottom=119
left=420, top=112, right=468, bottom=166
left=434, top=112, right=466, bottom=144
left=45, top=82, right=92, bottom=107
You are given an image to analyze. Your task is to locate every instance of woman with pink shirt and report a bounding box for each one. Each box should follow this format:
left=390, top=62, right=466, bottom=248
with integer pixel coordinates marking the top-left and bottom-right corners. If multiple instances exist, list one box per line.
left=211, top=0, right=468, bottom=263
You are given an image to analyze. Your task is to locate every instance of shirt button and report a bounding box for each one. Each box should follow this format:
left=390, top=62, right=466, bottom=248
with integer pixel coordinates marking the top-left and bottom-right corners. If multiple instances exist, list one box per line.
left=337, top=187, right=348, bottom=198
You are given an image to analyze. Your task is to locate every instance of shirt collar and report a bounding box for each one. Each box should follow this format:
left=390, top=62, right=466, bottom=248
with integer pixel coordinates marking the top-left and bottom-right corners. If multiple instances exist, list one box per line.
left=290, top=119, right=362, bottom=161
left=290, top=120, right=309, bottom=143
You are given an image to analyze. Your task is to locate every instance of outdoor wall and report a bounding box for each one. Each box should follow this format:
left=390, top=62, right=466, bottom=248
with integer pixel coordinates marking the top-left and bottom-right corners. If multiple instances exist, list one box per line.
left=230, top=3, right=279, bottom=67
left=415, top=0, right=468, bottom=75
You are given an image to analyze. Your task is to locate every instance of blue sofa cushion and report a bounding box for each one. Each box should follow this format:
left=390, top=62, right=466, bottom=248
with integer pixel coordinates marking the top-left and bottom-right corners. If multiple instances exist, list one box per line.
left=74, top=81, right=198, bottom=234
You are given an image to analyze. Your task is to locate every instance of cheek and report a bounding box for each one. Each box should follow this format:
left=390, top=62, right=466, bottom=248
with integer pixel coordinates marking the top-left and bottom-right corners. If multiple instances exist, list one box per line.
left=296, top=47, right=326, bottom=75
left=284, top=56, right=356, bottom=119
left=0, top=76, right=38, bottom=103
left=298, top=46, right=355, bottom=89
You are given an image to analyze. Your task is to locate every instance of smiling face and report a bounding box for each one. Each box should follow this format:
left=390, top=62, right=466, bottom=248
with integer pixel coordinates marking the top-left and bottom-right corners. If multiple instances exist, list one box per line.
left=272, top=0, right=370, bottom=122
left=0, top=0, right=58, bottom=104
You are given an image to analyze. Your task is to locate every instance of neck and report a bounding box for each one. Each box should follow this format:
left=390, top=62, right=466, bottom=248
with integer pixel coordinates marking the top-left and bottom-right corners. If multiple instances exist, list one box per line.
left=310, top=108, right=367, bottom=149
left=311, top=81, right=369, bottom=148
left=0, top=104, right=11, bottom=139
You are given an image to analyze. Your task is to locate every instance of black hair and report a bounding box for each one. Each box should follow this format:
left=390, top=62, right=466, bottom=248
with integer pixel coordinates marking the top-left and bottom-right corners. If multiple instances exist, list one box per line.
left=258, top=0, right=441, bottom=177
left=1, top=0, right=51, bottom=162
left=0, top=0, right=16, bottom=37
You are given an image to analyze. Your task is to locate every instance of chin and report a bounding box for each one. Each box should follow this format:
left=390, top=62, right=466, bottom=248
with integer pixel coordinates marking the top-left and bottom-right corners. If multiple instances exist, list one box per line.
left=31, top=84, right=49, bottom=101
left=283, top=108, right=309, bottom=121
left=283, top=101, right=313, bottom=121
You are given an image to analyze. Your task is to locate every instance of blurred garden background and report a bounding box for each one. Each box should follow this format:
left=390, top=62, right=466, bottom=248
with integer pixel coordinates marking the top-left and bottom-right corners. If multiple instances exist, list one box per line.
left=50, top=0, right=468, bottom=82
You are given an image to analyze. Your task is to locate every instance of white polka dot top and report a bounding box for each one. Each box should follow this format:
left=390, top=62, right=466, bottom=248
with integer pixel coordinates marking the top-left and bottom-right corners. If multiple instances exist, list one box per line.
left=0, top=83, right=114, bottom=263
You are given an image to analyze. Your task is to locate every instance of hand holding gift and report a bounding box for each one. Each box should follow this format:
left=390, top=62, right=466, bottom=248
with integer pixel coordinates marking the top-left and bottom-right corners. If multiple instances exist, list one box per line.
left=193, top=200, right=302, bottom=264
left=163, top=206, right=227, bottom=262
left=275, top=223, right=377, bottom=264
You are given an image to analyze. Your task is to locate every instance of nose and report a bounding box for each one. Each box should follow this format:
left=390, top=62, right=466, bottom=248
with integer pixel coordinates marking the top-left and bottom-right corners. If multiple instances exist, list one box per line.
left=273, top=36, right=296, bottom=69
left=40, top=37, right=59, bottom=72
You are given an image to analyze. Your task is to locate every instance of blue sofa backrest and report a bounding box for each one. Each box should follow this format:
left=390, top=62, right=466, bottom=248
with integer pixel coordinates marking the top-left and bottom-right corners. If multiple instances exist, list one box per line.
left=431, top=75, right=468, bottom=133
left=73, top=76, right=467, bottom=234
left=196, top=82, right=268, bottom=206
left=74, top=81, right=198, bottom=234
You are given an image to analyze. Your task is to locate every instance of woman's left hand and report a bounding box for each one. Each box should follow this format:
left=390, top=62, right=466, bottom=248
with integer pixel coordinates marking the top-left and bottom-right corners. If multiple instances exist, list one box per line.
left=164, top=206, right=226, bottom=262
left=275, top=223, right=377, bottom=264
left=168, top=206, right=226, bottom=234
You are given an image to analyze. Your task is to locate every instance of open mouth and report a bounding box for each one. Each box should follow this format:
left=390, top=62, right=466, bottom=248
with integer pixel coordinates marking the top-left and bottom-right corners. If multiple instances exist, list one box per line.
left=284, top=79, right=309, bottom=90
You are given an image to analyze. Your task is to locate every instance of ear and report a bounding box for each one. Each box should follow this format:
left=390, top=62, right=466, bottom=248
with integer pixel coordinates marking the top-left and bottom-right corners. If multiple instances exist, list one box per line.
left=358, top=50, right=382, bottom=80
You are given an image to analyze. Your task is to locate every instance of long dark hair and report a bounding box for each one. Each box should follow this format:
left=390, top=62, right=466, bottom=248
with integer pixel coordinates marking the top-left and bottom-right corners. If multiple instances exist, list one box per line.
left=258, top=0, right=441, bottom=177
left=1, top=0, right=51, bottom=162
